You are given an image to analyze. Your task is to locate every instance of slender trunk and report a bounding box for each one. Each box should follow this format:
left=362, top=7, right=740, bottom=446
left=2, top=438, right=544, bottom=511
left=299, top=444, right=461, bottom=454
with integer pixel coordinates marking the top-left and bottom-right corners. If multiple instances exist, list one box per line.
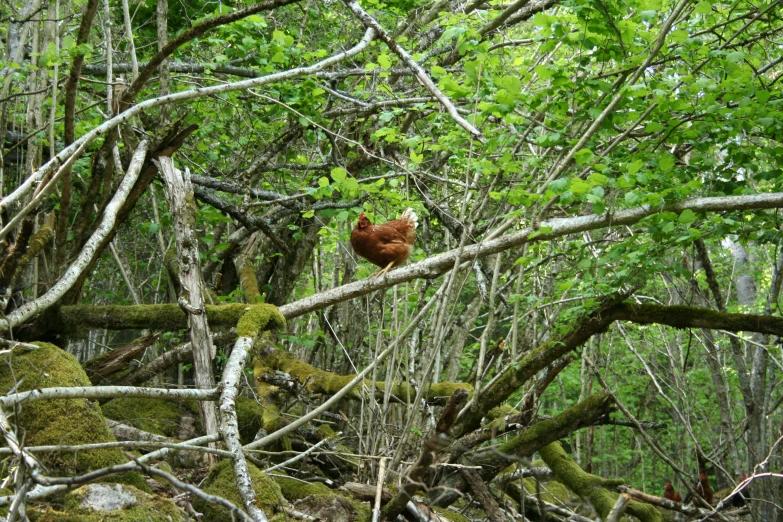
left=157, top=157, right=219, bottom=453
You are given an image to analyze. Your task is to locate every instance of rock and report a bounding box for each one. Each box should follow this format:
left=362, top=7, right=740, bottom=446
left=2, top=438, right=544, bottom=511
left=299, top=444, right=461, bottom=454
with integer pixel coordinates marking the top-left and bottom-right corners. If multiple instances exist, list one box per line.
left=32, top=483, right=187, bottom=521
left=77, top=484, right=138, bottom=511
left=293, top=494, right=361, bottom=522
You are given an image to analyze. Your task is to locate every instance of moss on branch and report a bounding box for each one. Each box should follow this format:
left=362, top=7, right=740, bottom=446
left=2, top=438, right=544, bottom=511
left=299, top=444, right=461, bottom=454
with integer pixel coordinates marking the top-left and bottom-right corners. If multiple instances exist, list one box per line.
left=54, top=303, right=284, bottom=335
left=609, top=302, right=783, bottom=335
left=255, top=347, right=472, bottom=403
left=540, top=441, right=661, bottom=522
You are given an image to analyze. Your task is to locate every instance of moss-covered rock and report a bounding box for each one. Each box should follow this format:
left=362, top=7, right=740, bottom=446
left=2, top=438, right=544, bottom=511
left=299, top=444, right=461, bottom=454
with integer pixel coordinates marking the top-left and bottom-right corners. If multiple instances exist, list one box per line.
left=194, top=458, right=282, bottom=521
left=30, top=483, right=186, bottom=521
left=0, top=343, right=129, bottom=476
left=101, top=398, right=184, bottom=437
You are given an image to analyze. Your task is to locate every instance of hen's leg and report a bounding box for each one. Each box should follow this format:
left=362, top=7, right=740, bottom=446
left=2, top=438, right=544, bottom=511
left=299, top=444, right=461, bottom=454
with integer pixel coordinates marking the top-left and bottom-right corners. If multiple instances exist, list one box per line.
left=372, top=261, right=395, bottom=278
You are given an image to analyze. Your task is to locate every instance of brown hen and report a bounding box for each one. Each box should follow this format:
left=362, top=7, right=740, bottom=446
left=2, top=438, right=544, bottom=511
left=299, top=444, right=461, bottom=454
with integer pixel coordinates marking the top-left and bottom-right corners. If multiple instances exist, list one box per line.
left=695, top=472, right=714, bottom=505
left=663, top=482, right=682, bottom=503
left=351, top=208, right=417, bottom=277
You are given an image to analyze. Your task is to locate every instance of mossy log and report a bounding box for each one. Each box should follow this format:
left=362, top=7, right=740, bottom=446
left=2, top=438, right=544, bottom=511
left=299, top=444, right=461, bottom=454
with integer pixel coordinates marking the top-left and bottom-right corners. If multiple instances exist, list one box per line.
left=430, top=392, right=615, bottom=507
left=18, top=303, right=284, bottom=340
left=540, top=441, right=662, bottom=522
left=607, top=302, right=783, bottom=335
left=456, top=294, right=626, bottom=434
left=256, top=346, right=472, bottom=403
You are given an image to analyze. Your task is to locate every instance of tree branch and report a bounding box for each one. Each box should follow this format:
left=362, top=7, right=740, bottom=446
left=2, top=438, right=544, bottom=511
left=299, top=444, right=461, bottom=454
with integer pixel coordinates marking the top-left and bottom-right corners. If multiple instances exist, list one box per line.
left=278, top=192, right=783, bottom=319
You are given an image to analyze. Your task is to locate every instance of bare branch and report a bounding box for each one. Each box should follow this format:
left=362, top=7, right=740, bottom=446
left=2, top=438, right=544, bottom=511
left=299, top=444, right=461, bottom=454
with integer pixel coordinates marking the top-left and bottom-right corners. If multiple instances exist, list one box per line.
left=279, top=192, right=783, bottom=319
left=0, top=139, right=150, bottom=331
left=341, top=0, right=483, bottom=141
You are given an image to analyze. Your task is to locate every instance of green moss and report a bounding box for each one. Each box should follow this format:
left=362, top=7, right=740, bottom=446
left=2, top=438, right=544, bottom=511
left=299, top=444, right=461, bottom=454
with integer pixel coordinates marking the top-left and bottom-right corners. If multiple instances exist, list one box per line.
left=108, top=471, right=152, bottom=493
left=30, top=484, right=185, bottom=521
left=236, top=257, right=261, bottom=301
left=0, top=343, right=127, bottom=475
left=236, top=304, right=286, bottom=338
left=194, top=458, right=282, bottom=521
left=432, top=506, right=470, bottom=522
left=101, top=398, right=183, bottom=437
left=520, top=478, right=573, bottom=504
left=274, top=475, right=333, bottom=500
left=58, top=303, right=285, bottom=335
left=0, top=487, right=9, bottom=517
left=487, top=404, right=516, bottom=419
left=317, top=423, right=337, bottom=439
left=236, top=397, right=263, bottom=444
left=540, top=442, right=661, bottom=522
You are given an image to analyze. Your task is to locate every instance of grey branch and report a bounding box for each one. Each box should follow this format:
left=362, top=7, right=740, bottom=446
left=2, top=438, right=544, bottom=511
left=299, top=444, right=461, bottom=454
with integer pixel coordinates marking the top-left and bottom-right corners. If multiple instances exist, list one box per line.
left=278, top=191, right=783, bottom=320
left=0, top=385, right=217, bottom=407
left=219, top=336, right=269, bottom=522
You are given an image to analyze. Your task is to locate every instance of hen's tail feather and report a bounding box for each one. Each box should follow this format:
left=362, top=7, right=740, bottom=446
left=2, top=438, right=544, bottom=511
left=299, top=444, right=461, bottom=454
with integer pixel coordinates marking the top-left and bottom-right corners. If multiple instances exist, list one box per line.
left=401, top=207, right=418, bottom=228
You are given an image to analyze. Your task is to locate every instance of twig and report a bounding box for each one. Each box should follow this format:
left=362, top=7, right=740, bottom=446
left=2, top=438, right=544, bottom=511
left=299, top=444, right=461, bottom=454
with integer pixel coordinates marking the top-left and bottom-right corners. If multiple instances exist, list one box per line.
left=263, top=434, right=339, bottom=473
left=372, top=458, right=387, bottom=522
left=340, top=0, right=483, bottom=141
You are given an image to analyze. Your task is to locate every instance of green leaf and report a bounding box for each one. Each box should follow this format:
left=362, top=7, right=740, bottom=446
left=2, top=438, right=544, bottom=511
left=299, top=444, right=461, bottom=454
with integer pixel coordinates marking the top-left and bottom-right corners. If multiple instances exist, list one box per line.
left=378, top=54, right=392, bottom=69
left=678, top=209, right=697, bottom=224
left=548, top=178, right=568, bottom=193
left=569, top=178, right=591, bottom=195
left=318, top=177, right=330, bottom=188
left=628, top=160, right=645, bottom=175
left=694, top=1, right=712, bottom=14
left=497, top=76, right=522, bottom=95
left=638, top=10, right=658, bottom=21
left=534, top=65, right=553, bottom=80
left=441, top=26, right=468, bottom=41
left=331, top=167, right=347, bottom=183
left=726, top=51, right=745, bottom=63
left=658, top=153, right=675, bottom=172
left=573, top=149, right=594, bottom=166
left=272, top=30, right=294, bottom=47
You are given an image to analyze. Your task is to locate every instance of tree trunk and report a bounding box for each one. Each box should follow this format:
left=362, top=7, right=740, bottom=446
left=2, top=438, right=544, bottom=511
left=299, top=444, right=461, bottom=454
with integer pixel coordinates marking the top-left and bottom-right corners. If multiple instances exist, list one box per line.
left=157, top=157, right=219, bottom=449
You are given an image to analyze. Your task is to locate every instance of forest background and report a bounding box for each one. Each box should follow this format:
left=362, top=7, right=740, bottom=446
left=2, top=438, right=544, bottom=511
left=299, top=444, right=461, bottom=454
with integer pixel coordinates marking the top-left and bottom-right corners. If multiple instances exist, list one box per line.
left=0, top=0, right=782, bottom=519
